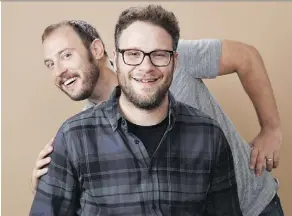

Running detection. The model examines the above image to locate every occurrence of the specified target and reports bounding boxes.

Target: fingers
[35,167,49,178]
[265,155,274,172]
[36,141,54,161]
[45,138,54,149]
[49,137,56,146]
[32,157,50,194]
[255,152,266,176]
[251,149,279,175]
[31,168,48,194]
[273,151,280,168]
[36,157,51,169]
[250,148,265,176]
[32,138,54,194]
[250,148,258,170]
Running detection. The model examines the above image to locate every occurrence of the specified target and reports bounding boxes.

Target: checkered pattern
[30,86,242,216]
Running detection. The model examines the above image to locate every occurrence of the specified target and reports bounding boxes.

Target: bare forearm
[220,40,282,172]
[237,44,280,131]
[220,40,281,131]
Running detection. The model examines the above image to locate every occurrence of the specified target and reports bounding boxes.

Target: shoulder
[52,102,110,160]
[60,101,108,135]
[177,39,222,53]
[174,101,222,130]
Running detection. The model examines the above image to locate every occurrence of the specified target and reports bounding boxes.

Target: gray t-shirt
[84,39,278,216]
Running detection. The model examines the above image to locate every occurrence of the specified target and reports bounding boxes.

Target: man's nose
[137,55,155,72]
[54,62,67,77]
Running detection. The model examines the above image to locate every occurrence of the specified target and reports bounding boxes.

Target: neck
[118,93,169,126]
[88,59,118,105]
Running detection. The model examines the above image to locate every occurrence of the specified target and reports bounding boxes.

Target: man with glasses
[117,48,175,68]
[30,4,284,216]
[30,5,243,215]
[31,5,283,216]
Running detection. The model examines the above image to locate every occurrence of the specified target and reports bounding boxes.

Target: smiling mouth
[133,77,159,83]
[63,77,78,86]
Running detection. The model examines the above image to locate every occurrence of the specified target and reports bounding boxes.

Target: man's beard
[64,53,100,101]
[116,64,174,110]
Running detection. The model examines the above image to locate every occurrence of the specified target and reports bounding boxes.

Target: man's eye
[153,52,168,57]
[46,62,54,69]
[62,53,72,59]
[128,52,140,56]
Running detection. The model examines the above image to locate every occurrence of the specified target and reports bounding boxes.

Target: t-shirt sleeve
[177,39,222,79]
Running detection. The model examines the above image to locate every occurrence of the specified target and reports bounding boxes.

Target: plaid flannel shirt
[30,86,242,216]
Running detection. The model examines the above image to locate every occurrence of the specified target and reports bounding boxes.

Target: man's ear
[90,39,105,60]
[113,48,117,59]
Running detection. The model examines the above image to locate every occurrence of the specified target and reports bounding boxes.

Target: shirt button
[134,140,139,144]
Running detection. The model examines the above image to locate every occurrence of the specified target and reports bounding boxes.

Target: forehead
[118,21,173,51]
[43,26,84,59]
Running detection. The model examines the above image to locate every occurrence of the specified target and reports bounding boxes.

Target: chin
[134,100,161,110]
[71,90,94,101]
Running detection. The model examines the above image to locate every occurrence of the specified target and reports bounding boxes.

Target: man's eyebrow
[120,47,168,52]
[43,48,74,64]
[120,47,142,50]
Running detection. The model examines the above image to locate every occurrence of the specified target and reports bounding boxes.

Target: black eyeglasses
[117,48,174,67]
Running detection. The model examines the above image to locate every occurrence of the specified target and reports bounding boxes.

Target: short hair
[114,4,180,51]
[42,20,108,56]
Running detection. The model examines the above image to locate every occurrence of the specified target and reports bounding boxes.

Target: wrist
[261,125,282,138]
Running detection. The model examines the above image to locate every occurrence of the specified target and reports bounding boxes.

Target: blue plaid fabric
[30,86,242,216]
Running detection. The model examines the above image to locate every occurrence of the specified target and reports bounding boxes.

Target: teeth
[134,78,158,83]
[142,79,155,83]
[64,77,77,86]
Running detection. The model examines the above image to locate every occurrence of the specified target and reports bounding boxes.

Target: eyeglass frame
[117,48,175,67]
